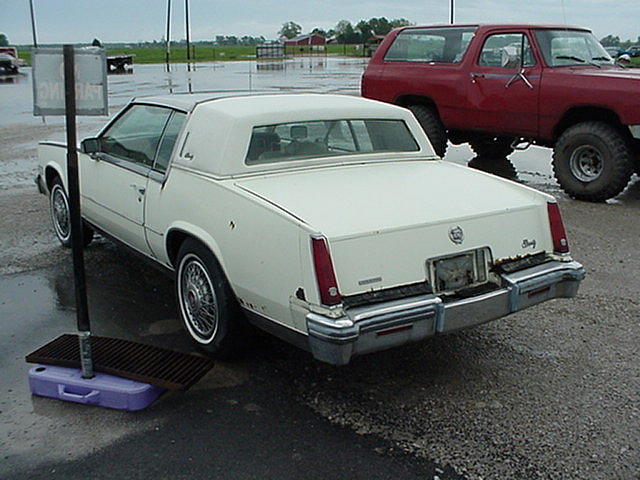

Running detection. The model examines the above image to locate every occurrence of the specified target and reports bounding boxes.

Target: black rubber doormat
[26,334,215,390]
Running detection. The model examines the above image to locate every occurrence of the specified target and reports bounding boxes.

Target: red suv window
[384,26,477,63]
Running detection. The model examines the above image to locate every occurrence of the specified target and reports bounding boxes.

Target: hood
[572,66,640,80]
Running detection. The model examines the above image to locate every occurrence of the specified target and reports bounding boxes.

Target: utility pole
[450,0,455,24]
[29,0,38,47]
[165,0,171,71]
[185,0,191,71]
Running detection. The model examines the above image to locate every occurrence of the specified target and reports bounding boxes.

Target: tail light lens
[547,202,569,254]
[311,236,342,306]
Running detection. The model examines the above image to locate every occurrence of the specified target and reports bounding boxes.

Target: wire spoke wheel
[569,145,604,182]
[178,254,219,342]
[50,184,71,242]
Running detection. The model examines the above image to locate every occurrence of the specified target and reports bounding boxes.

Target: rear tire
[175,239,243,358]
[469,135,515,158]
[552,122,634,202]
[408,105,448,158]
[49,177,94,248]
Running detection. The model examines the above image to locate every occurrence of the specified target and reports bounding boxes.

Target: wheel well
[44,166,60,191]
[554,107,623,140]
[395,95,440,117]
[165,230,192,267]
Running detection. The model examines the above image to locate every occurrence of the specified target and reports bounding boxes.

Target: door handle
[470,73,485,83]
[130,184,146,195]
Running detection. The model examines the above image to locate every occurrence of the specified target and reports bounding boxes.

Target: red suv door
[464,30,541,136]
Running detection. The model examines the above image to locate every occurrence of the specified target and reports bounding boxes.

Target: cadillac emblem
[449,226,464,244]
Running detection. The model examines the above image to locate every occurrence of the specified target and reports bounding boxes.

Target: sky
[2,0,638,45]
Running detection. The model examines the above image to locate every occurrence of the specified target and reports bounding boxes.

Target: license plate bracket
[429,248,489,294]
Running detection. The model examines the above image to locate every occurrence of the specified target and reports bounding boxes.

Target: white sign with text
[32,47,108,116]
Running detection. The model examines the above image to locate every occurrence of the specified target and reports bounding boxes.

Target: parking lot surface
[0,59,638,480]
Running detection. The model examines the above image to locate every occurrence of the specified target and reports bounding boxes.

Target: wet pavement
[0,59,639,480]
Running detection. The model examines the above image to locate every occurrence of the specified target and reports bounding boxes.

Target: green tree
[311,28,327,37]
[600,35,620,47]
[368,17,391,35]
[0,33,9,47]
[279,21,302,39]
[390,18,413,29]
[356,20,373,42]
[335,20,359,43]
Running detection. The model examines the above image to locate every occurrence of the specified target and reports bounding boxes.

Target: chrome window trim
[96,152,151,177]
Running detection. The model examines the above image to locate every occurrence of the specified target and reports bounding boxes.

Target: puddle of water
[0,57,367,127]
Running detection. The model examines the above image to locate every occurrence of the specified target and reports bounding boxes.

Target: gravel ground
[277,189,640,480]
[1,114,639,479]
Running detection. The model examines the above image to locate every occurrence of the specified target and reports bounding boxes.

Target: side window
[479,33,535,69]
[100,105,172,167]
[384,27,477,63]
[153,111,187,174]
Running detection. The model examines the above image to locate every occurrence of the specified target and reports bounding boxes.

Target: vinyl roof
[132,91,260,111]
[131,92,397,115]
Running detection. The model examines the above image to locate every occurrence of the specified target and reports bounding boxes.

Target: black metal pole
[450,0,454,24]
[165,0,171,71]
[29,0,38,47]
[63,45,94,379]
[185,0,191,71]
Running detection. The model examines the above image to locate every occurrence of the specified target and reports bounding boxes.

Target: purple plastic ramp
[28,365,164,411]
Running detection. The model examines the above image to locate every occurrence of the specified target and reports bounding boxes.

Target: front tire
[552,122,634,202]
[175,239,242,357]
[49,177,93,248]
[408,105,448,158]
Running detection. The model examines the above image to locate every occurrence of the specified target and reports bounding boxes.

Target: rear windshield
[384,26,477,63]
[245,119,419,165]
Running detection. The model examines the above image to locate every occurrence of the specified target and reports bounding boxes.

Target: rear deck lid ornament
[448,226,464,244]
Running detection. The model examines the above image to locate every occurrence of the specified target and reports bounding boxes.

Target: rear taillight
[311,236,342,306]
[547,202,569,254]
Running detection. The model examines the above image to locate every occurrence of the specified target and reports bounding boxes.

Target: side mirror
[80,137,101,155]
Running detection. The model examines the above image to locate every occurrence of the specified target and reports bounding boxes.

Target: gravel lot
[0,61,638,479]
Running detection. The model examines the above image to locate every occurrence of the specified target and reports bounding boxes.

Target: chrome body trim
[305,260,585,365]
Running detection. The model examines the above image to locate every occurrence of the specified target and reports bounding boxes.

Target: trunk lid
[235,160,554,295]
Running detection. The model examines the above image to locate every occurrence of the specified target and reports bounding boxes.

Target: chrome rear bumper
[306,260,585,365]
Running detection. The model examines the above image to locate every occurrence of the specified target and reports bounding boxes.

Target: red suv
[362,24,640,201]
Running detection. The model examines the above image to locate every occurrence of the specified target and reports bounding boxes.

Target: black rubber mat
[26,334,215,390]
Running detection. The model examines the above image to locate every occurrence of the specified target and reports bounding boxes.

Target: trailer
[107,54,134,73]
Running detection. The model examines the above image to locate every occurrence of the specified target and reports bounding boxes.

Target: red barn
[284,34,326,46]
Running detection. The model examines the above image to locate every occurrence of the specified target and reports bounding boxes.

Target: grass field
[17,44,368,65]
[18,45,637,67]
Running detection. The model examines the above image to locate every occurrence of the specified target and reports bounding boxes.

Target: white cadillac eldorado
[36,93,585,365]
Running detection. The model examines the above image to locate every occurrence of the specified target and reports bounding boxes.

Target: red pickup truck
[362,24,640,201]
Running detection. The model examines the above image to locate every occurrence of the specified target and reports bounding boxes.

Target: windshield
[245,119,420,165]
[534,29,614,67]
